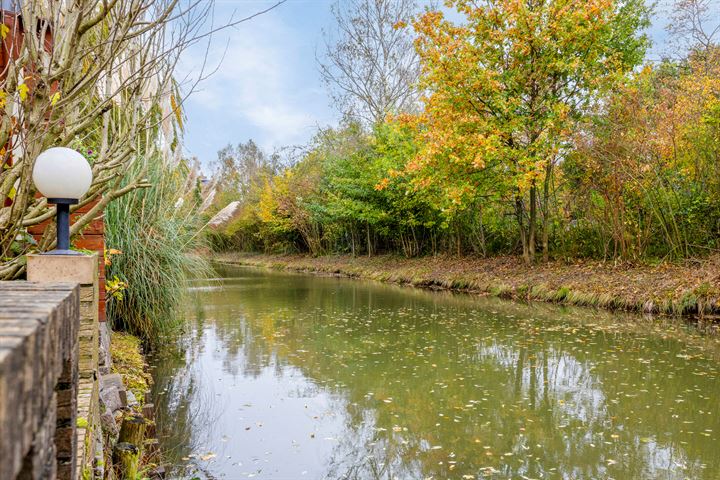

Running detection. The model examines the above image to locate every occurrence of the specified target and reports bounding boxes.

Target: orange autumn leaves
[390,0,648,214]
[566,43,720,258]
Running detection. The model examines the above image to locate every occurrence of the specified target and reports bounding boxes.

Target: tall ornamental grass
[105,157,209,343]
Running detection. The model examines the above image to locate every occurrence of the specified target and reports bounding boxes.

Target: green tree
[405,0,651,263]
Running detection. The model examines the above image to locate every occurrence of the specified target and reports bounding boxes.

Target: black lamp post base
[46,198,79,254]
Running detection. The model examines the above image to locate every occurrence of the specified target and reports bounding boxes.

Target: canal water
[151,264,720,480]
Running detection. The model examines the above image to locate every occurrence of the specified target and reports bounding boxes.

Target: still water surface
[152,264,720,479]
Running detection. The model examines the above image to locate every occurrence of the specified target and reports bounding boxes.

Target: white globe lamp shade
[32,147,93,200]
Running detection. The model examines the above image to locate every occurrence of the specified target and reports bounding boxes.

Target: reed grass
[105,159,209,343]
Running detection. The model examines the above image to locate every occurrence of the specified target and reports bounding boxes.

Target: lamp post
[32,147,93,255]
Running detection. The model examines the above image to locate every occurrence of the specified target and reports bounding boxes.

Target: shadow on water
[151,264,720,480]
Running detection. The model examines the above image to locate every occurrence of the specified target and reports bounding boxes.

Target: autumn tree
[310,121,439,257]
[212,140,281,208]
[405,0,650,263]
[319,0,421,126]
[257,156,325,254]
[0,0,281,279]
[565,45,720,260]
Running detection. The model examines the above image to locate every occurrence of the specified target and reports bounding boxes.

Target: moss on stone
[110,332,151,404]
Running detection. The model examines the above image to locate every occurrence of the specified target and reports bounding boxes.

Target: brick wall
[0,282,80,480]
[28,198,107,322]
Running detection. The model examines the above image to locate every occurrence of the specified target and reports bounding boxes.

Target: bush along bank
[215,253,720,319]
[99,330,163,479]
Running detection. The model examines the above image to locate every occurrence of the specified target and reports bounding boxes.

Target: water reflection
[152,265,720,479]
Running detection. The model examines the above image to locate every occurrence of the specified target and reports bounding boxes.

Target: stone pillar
[27,254,99,480]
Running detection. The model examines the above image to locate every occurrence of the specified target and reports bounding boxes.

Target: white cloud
[178,3,334,160]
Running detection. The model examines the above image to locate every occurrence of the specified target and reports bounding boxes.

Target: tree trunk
[119,413,148,446]
[456,225,461,257]
[529,182,537,263]
[542,218,549,262]
[113,442,140,479]
[411,226,419,257]
[477,203,486,257]
[366,222,373,257]
[542,163,552,262]
[142,403,156,438]
[144,438,160,459]
[516,194,529,264]
[350,226,356,257]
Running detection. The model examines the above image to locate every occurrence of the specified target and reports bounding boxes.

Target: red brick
[27,213,103,233]
[75,198,101,214]
[27,206,104,231]
[74,235,104,251]
[27,220,50,235]
[79,218,104,235]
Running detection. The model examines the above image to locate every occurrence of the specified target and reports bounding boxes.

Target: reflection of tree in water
[150,297,223,478]
[162,266,720,479]
[323,408,423,480]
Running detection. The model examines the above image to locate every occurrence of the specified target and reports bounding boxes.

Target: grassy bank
[214,252,720,317]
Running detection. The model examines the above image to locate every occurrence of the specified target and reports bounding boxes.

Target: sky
[177,1,336,167]
[177,0,683,170]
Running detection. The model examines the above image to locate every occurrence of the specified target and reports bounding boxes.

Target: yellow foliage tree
[404,0,650,263]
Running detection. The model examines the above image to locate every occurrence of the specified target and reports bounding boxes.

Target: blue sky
[179,0,678,169]
[178,1,336,167]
